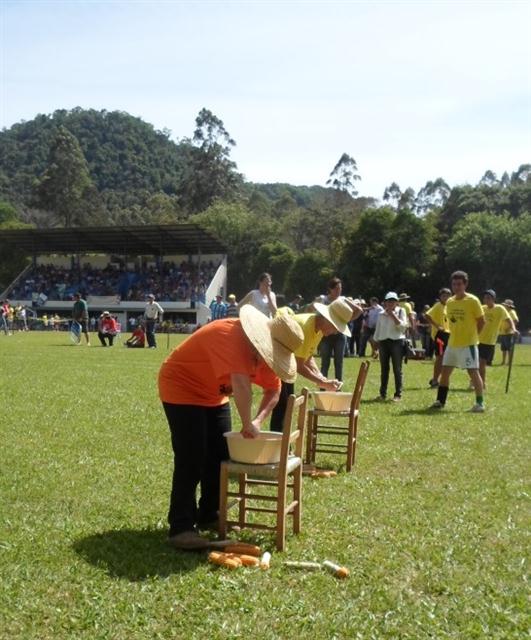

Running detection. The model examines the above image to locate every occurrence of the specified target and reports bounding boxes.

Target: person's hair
[327,277,342,292]
[450,270,468,284]
[438,287,451,296]
[257,272,271,285]
[370,297,379,304]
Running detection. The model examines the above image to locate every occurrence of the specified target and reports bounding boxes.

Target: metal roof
[0,224,227,256]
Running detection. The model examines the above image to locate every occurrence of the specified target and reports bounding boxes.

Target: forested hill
[0,107,357,226]
[0,108,191,200]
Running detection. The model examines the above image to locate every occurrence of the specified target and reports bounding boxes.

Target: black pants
[378,339,404,398]
[145,319,157,347]
[163,402,231,536]
[98,331,114,346]
[269,381,294,432]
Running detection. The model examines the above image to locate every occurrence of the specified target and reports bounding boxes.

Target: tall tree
[326,153,361,197]
[179,109,243,213]
[33,126,101,227]
[415,178,451,214]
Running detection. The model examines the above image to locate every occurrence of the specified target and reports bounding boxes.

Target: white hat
[385,291,399,301]
[239,305,304,383]
[313,298,352,337]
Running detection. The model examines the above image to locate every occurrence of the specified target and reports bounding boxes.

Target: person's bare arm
[231,374,280,438]
[296,356,341,391]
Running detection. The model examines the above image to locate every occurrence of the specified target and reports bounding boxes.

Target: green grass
[1,331,529,639]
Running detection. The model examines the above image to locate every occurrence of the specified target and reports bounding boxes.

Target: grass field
[1,331,529,639]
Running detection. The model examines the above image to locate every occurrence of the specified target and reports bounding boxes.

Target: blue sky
[1,0,530,199]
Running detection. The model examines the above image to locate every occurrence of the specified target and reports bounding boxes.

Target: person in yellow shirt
[269,298,362,430]
[430,271,485,413]
[478,290,515,387]
[499,299,519,365]
[425,287,451,388]
[399,293,417,344]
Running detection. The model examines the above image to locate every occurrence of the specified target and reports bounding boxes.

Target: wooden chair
[218,389,309,551]
[306,361,370,472]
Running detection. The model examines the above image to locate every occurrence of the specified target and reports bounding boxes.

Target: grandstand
[0,224,227,330]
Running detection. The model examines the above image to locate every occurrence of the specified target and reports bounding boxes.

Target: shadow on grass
[73,527,205,581]
[397,407,463,416]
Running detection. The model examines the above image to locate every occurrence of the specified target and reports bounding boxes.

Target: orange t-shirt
[158,319,281,406]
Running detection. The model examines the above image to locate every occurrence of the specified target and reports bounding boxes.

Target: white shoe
[430,400,443,409]
[470,404,485,413]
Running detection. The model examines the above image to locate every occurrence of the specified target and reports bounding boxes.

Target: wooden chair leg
[309,414,317,464]
[218,464,228,539]
[238,473,247,527]
[292,467,302,534]
[276,478,287,551]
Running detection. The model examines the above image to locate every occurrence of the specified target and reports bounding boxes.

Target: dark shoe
[167,530,209,550]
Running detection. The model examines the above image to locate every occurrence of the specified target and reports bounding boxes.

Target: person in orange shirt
[159,305,304,548]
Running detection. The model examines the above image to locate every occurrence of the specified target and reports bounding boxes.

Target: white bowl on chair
[313,391,352,412]
[224,431,283,464]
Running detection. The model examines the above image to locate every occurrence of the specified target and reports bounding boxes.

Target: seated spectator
[98,311,118,347]
[125,325,146,348]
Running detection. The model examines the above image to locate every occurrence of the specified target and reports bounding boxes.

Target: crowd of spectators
[7,259,220,303]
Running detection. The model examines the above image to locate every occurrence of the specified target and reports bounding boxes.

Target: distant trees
[178,109,243,213]
[327,153,361,197]
[33,126,103,227]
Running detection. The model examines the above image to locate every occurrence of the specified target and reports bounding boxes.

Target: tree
[178,109,243,213]
[415,178,451,214]
[326,153,361,197]
[33,126,102,226]
[383,183,416,211]
[285,250,332,300]
[252,241,296,293]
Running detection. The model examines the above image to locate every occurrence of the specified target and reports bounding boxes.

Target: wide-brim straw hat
[240,305,304,383]
[313,298,352,337]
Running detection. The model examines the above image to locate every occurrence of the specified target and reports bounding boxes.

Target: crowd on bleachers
[7,259,220,303]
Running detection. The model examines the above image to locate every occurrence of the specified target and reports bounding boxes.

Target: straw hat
[313,298,352,337]
[240,305,304,383]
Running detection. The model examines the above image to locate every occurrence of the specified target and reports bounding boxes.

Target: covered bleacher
[0,224,227,330]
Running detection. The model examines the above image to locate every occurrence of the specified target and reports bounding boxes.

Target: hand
[241,422,260,439]
[320,379,342,392]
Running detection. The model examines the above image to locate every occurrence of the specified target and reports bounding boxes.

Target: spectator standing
[144,294,164,349]
[399,293,417,346]
[478,290,515,386]
[348,299,364,356]
[430,271,485,413]
[72,292,91,346]
[317,277,347,382]
[288,294,303,313]
[361,297,383,358]
[425,288,451,388]
[374,292,408,402]
[209,294,228,321]
[499,299,519,365]
[417,304,432,356]
[98,311,118,347]
[239,272,277,318]
[226,294,239,318]
[1,300,12,335]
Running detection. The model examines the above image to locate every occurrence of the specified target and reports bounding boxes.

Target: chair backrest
[280,388,309,466]
[349,360,371,414]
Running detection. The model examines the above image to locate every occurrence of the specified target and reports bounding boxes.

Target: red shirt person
[97,311,118,347]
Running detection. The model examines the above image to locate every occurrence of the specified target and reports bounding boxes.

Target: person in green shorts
[72,292,91,346]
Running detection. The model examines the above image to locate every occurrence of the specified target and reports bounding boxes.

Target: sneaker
[430,400,443,409]
[470,404,485,413]
[428,379,439,388]
[392,396,401,403]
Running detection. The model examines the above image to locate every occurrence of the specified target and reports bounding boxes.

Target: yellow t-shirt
[426,301,449,340]
[446,293,484,348]
[479,304,510,345]
[399,301,413,326]
[293,314,322,361]
[499,308,518,335]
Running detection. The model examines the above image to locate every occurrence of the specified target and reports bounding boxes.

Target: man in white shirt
[144,294,164,348]
[373,291,408,402]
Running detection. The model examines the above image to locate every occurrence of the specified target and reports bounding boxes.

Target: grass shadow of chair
[72,527,204,581]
